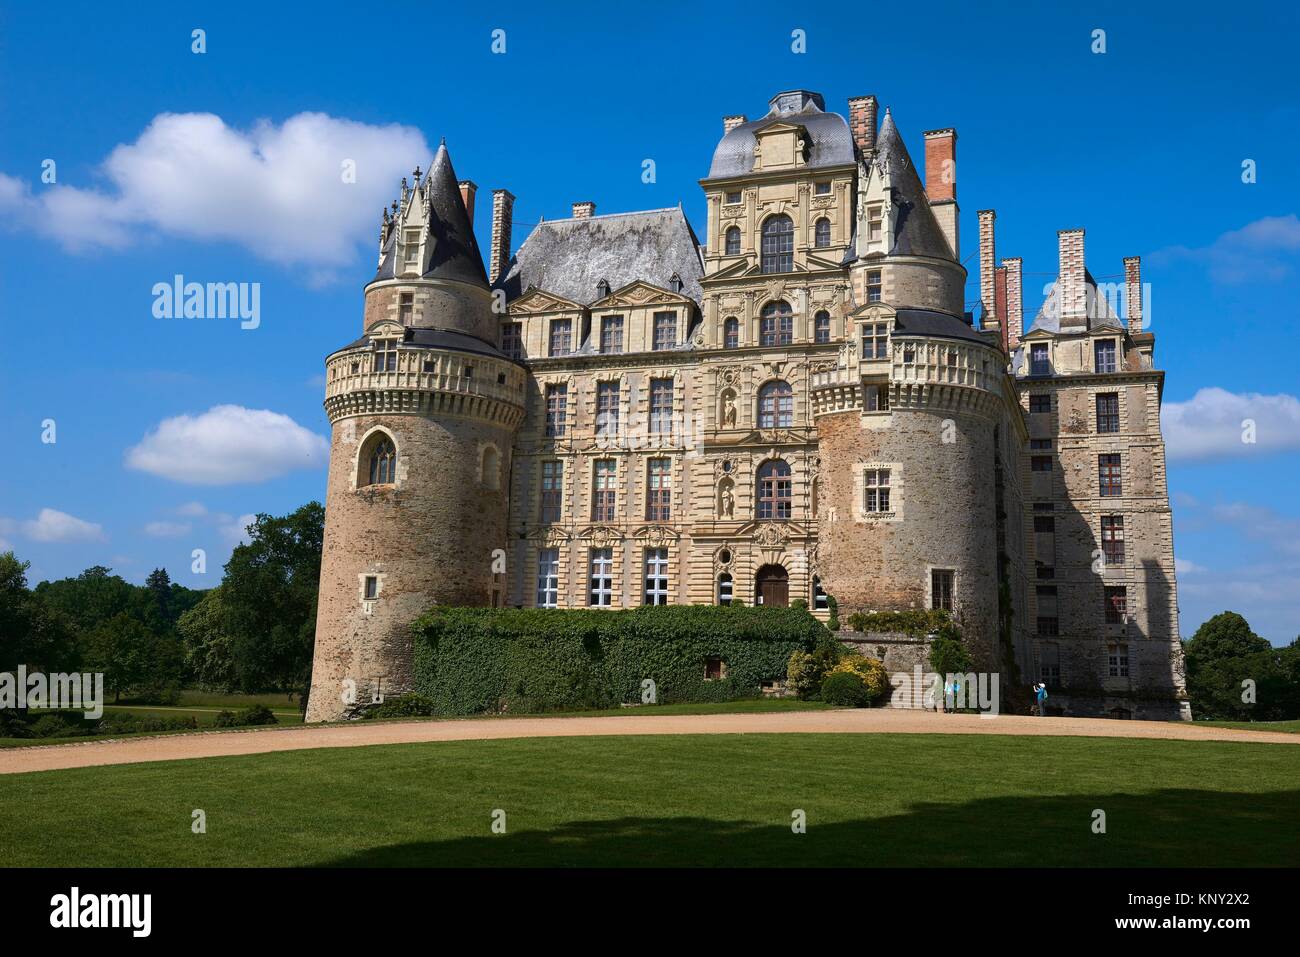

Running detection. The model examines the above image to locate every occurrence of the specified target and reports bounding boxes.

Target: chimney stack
[977,209,998,331]
[1124,256,1143,333]
[489,189,515,284]
[1003,257,1024,350]
[572,201,596,220]
[723,114,747,133]
[922,129,957,202]
[995,266,1009,354]
[458,180,477,230]
[847,95,878,156]
[1058,229,1087,328]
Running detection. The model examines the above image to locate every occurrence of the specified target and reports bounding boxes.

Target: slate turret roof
[706,90,855,180]
[866,110,954,261]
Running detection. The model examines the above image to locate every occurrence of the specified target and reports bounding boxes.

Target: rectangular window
[864,384,890,412]
[644,548,669,605]
[704,656,726,680]
[814,181,832,195]
[867,205,883,244]
[1108,643,1130,678]
[501,322,522,359]
[859,322,888,359]
[544,384,568,437]
[760,311,793,346]
[1101,515,1125,565]
[1033,516,1056,533]
[1031,456,1053,472]
[646,458,671,521]
[649,377,673,435]
[1029,393,1051,414]
[372,339,398,372]
[931,569,954,612]
[1095,339,1118,373]
[1099,453,1123,496]
[548,319,572,357]
[866,270,882,303]
[592,459,617,521]
[540,461,563,523]
[1105,586,1128,624]
[814,311,831,343]
[717,574,733,606]
[653,311,676,351]
[589,548,613,607]
[864,468,892,513]
[725,190,741,205]
[1036,565,1056,580]
[1030,343,1050,376]
[399,292,414,325]
[363,575,378,601]
[1096,392,1120,433]
[595,381,620,437]
[536,549,559,608]
[403,229,420,266]
[1030,438,1053,450]
[600,315,624,354]
[1037,616,1059,637]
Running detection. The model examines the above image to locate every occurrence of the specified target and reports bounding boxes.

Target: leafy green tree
[0,551,77,672]
[1184,612,1294,721]
[177,586,240,690]
[84,613,155,702]
[219,503,324,705]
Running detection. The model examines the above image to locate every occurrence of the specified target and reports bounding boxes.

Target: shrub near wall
[410,605,826,715]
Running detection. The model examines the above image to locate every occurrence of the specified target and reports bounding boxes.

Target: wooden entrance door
[755,565,789,607]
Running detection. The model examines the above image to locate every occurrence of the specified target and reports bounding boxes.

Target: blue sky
[1,1,1297,642]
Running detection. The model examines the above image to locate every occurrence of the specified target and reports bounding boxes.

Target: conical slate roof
[371,143,488,287]
[870,111,954,261]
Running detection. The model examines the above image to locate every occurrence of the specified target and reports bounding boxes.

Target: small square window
[725,191,742,205]
[814,181,832,195]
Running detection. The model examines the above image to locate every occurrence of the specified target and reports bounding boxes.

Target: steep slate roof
[1024,271,1124,335]
[867,111,954,261]
[891,308,984,344]
[371,143,488,288]
[495,208,705,305]
[706,91,854,180]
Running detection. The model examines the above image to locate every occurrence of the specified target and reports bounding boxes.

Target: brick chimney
[1124,256,1143,334]
[1002,257,1024,350]
[847,95,878,156]
[458,180,477,229]
[977,209,998,331]
[572,201,596,220]
[489,188,515,284]
[995,266,1009,354]
[1058,229,1087,329]
[723,114,747,133]
[922,129,957,202]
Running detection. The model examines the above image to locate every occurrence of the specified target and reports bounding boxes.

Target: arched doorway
[755,564,789,607]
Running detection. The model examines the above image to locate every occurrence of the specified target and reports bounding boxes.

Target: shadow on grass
[319,787,1300,868]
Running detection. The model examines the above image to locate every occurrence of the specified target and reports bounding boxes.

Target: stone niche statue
[718,479,735,519]
[720,389,737,428]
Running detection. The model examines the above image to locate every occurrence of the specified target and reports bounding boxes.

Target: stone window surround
[852,460,902,522]
[358,572,386,613]
[352,426,402,492]
[927,566,957,613]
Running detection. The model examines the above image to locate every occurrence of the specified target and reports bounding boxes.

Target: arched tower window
[760,214,794,273]
[760,300,793,346]
[814,217,831,248]
[362,434,397,487]
[717,572,733,606]
[725,226,741,256]
[723,317,739,349]
[756,460,792,520]
[814,309,831,343]
[757,380,793,428]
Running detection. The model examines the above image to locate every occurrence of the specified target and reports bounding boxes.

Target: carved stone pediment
[511,289,583,314]
[527,526,570,547]
[580,525,623,548]
[634,525,679,547]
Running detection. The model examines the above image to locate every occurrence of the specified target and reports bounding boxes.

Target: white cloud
[20,508,107,544]
[125,404,328,485]
[219,513,258,547]
[0,112,431,274]
[175,501,209,517]
[1162,387,1300,460]
[144,520,192,538]
[1154,214,1300,284]
[1175,557,1206,575]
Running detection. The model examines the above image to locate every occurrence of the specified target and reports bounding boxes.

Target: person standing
[1033,682,1048,716]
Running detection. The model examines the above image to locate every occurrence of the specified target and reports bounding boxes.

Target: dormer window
[372,339,398,372]
[597,278,611,299]
[669,272,684,294]
[1030,343,1051,376]
[1095,339,1118,374]
[403,229,420,268]
[868,204,883,245]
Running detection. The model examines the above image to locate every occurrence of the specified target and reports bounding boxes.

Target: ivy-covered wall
[410,605,826,715]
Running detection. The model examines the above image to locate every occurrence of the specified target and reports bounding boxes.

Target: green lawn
[0,733,1294,866]
[1197,719,1300,734]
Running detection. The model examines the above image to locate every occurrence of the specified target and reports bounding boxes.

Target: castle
[304,90,1190,723]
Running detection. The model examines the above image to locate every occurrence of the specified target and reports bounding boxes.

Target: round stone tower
[305,145,525,722]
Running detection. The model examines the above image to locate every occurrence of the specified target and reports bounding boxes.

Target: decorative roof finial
[412,165,422,184]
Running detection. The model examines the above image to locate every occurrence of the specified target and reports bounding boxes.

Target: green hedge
[410,605,826,715]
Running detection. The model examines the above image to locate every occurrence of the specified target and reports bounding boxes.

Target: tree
[177,586,240,690]
[1184,611,1293,721]
[0,551,77,673]
[219,503,324,706]
[84,613,156,702]
[146,567,172,623]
